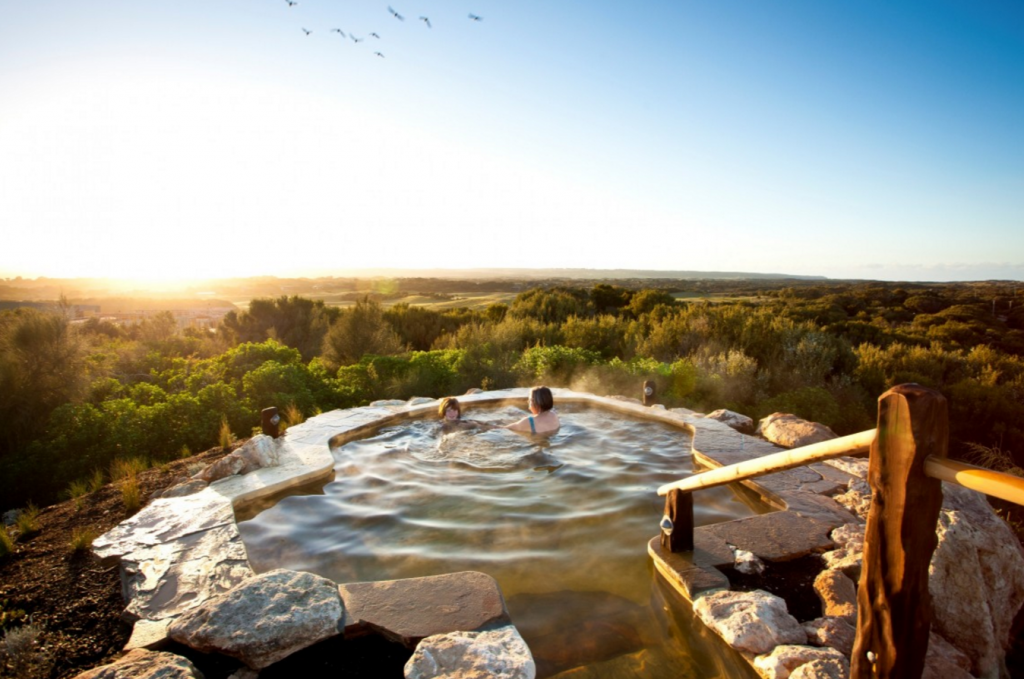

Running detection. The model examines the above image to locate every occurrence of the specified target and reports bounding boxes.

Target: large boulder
[693,590,805,655]
[929,484,1024,678]
[757,413,837,449]
[72,649,202,679]
[705,409,755,433]
[168,568,343,669]
[404,625,535,679]
[193,435,281,484]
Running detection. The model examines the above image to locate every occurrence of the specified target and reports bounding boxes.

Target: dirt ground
[0,445,234,678]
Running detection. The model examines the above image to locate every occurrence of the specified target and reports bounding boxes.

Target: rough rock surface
[923,631,974,679]
[813,569,857,621]
[705,409,755,433]
[831,479,871,520]
[757,413,838,449]
[123,619,171,651]
[693,590,805,655]
[802,616,855,655]
[404,625,536,679]
[340,571,511,648]
[788,657,849,679]
[168,568,343,669]
[120,522,253,622]
[929,488,1024,678]
[72,649,203,679]
[193,435,281,483]
[752,645,848,679]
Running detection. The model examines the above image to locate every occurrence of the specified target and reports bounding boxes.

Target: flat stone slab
[72,648,203,678]
[696,511,835,562]
[339,571,511,648]
[123,619,172,651]
[120,522,253,622]
[648,538,729,601]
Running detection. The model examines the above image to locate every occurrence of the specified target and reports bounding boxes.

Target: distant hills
[320,268,828,281]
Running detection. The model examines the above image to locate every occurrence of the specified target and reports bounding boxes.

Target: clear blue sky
[1,0,1022,282]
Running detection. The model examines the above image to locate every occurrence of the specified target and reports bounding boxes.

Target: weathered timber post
[643,380,657,406]
[661,489,694,552]
[261,406,281,438]
[850,384,948,679]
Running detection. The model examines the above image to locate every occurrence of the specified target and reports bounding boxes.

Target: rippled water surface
[238,404,763,677]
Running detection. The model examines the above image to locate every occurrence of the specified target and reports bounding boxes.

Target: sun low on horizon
[1,0,1023,283]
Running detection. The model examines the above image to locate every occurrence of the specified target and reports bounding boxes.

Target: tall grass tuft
[88,468,105,493]
[281,403,305,431]
[965,443,1024,476]
[121,477,142,515]
[68,527,98,553]
[218,417,236,449]
[63,479,89,509]
[15,504,40,540]
[110,457,148,483]
[179,445,192,459]
[0,529,13,559]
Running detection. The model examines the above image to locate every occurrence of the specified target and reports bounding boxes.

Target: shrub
[0,623,53,679]
[69,527,97,552]
[14,505,39,540]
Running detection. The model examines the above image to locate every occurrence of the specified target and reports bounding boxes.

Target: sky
[1,0,1022,283]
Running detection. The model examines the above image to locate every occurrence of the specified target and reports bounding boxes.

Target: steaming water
[238,404,764,677]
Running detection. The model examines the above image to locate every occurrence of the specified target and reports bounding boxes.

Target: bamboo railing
[657,383,1024,679]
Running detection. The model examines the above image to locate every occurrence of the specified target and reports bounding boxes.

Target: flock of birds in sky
[281,0,483,59]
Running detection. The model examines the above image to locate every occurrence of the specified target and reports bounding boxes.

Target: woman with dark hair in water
[505,386,560,435]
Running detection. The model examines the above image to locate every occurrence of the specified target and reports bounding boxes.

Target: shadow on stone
[719,554,824,623]
[260,633,412,679]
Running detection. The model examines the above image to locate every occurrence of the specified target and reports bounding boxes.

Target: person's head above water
[528,386,554,413]
[438,397,461,421]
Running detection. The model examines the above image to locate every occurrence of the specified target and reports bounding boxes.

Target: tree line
[2,281,1022,510]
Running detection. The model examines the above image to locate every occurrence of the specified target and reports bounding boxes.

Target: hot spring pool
[238,403,764,677]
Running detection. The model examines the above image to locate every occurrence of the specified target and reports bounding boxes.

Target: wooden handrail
[924,457,1024,506]
[656,429,876,497]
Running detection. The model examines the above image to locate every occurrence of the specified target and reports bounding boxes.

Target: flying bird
[419,16,431,28]
[285,0,297,6]
[375,52,385,58]
[370,32,380,38]
[331,28,346,37]
[350,34,364,42]
[301,27,312,35]
[468,13,482,21]
[388,6,405,20]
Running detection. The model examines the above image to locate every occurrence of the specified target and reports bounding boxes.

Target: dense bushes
[2,281,1023,510]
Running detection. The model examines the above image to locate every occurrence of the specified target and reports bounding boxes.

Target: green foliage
[508,287,592,324]
[0,531,13,559]
[322,298,406,367]
[515,345,601,385]
[221,296,339,360]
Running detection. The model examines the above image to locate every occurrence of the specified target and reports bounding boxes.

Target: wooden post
[643,380,657,406]
[661,489,694,553]
[261,406,280,438]
[851,384,947,679]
